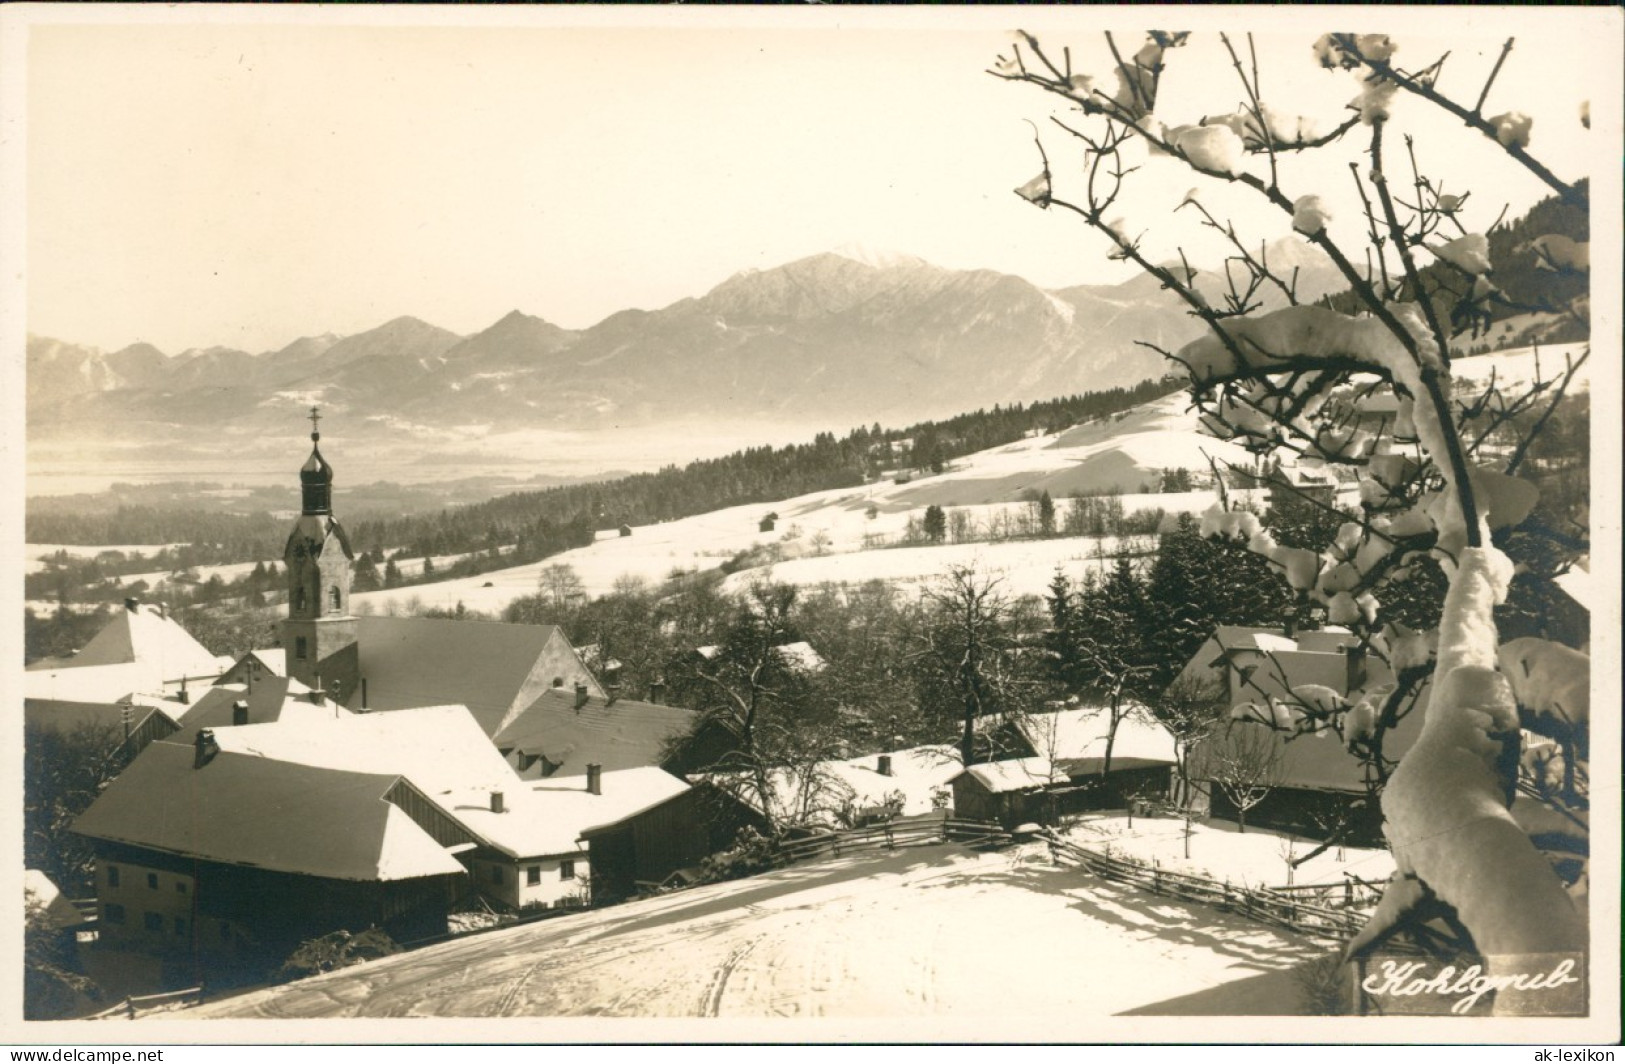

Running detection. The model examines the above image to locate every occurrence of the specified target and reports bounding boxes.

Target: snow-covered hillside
[347,340,1589,616]
[189,842,1329,1022]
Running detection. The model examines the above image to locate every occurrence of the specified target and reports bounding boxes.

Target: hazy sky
[16,6,1612,354]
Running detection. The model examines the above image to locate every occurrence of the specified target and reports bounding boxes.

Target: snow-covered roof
[450,767,692,859]
[24,870,84,929]
[37,602,228,681]
[22,661,166,704]
[209,703,517,800]
[957,757,1070,794]
[173,677,335,740]
[24,698,180,739]
[1019,708,1176,765]
[774,641,826,673]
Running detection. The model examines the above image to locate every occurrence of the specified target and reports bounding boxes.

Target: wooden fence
[774,816,1013,866]
[1043,833,1372,943]
[88,984,206,1020]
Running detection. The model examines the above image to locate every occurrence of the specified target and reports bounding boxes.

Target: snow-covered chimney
[877,754,893,777]
[232,700,249,726]
[124,597,140,612]
[574,682,589,711]
[586,764,602,796]
[648,678,666,705]
[491,791,505,814]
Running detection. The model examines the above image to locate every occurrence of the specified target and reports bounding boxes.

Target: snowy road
[192,844,1326,1021]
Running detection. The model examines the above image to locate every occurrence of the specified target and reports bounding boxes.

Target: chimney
[124,597,140,612]
[1283,611,1297,640]
[194,729,219,769]
[490,791,505,814]
[605,682,621,707]
[648,678,666,704]
[586,763,602,795]
[310,686,326,707]
[574,682,589,711]
[232,700,249,726]
[177,676,190,705]
[361,677,369,711]
[158,602,168,620]
[877,754,893,777]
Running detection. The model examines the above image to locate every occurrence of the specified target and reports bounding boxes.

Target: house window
[330,586,342,612]
[144,912,163,932]
[174,917,188,937]
[147,872,159,890]
[526,866,541,886]
[103,904,126,925]
[296,637,309,660]
[106,865,120,887]
[488,864,503,885]
[560,860,576,881]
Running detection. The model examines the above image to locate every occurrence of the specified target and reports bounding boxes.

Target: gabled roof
[24,698,179,738]
[36,603,227,681]
[24,870,84,930]
[492,688,698,779]
[71,743,464,882]
[172,677,335,742]
[452,767,692,859]
[347,616,590,735]
[208,704,516,800]
[217,648,287,681]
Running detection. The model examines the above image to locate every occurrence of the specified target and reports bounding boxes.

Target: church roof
[492,688,698,779]
[72,742,465,882]
[347,616,587,736]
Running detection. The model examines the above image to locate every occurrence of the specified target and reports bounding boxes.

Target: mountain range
[27,242,1348,465]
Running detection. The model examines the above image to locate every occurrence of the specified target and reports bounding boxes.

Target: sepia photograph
[2,3,1619,1046]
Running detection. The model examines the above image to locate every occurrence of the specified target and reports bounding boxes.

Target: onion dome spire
[299,406,334,515]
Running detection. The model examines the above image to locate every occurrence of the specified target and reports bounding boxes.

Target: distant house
[758,513,778,533]
[339,616,605,736]
[26,598,230,684]
[216,648,287,686]
[580,781,767,903]
[1175,625,1425,842]
[618,524,633,537]
[951,708,1177,827]
[72,737,468,987]
[492,686,699,781]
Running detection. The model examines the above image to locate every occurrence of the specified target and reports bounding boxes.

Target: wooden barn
[579,783,766,903]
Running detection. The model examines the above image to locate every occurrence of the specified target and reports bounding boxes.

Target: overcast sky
[15,6,1612,354]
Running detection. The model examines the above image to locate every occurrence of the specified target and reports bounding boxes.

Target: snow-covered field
[1065,813,1396,890]
[188,842,1328,1023]
[23,542,187,574]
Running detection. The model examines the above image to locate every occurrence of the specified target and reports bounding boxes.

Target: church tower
[282,408,359,696]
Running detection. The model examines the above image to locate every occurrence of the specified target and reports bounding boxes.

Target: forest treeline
[27,377,1181,567]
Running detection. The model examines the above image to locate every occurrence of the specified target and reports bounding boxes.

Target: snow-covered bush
[994,28,1591,999]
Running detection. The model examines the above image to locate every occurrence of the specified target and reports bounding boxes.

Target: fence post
[126,997,135,1019]
[1344,880,1353,909]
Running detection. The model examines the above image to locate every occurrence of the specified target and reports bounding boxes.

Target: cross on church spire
[308,405,322,441]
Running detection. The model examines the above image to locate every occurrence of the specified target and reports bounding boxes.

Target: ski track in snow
[190,844,1323,1021]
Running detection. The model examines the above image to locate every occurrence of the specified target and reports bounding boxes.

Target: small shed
[619,525,633,537]
[758,513,779,533]
[950,755,1172,829]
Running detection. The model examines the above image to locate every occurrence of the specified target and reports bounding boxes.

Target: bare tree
[913,565,1038,766]
[996,28,1591,975]
[1193,719,1284,834]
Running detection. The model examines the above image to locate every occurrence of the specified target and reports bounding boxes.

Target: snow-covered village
[7,7,1619,1047]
